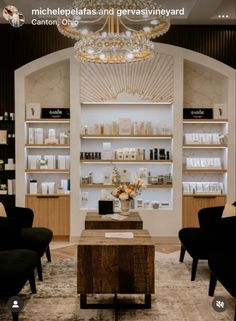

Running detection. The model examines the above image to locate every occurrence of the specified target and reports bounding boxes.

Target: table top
[78,229,154,246]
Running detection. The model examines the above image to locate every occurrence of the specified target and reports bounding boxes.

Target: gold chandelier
[57,0,170,63]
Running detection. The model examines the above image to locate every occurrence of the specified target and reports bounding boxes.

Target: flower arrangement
[111,167,146,201]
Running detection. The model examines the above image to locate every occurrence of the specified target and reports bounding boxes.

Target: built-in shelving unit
[15,45,235,239]
[80,101,174,212]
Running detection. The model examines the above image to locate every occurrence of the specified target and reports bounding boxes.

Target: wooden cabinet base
[182,195,226,227]
[26,195,70,236]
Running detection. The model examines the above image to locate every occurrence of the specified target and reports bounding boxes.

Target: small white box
[48,129,56,140]
[29,181,38,194]
[28,128,34,144]
[34,128,44,144]
[116,149,124,160]
[44,155,56,169]
[123,148,130,160]
[58,155,66,169]
[61,179,68,191]
[129,148,136,160]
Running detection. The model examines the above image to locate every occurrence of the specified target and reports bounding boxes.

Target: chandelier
[57,0,170,63]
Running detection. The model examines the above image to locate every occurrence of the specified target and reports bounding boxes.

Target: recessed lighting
[226,15,229,18]
[222,15,225,18]
[218,15,221,18]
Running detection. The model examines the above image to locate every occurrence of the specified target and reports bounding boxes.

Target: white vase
[120,199,131,215]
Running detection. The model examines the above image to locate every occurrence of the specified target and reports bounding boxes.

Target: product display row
[182,182,224,194]
[0,179,15,195]
[185,157,222,168]
[81,168,173,186]
[27,155,70,170]
[81,118,171,136]
[80,146,171,161]
[28,128,70,145]
[184,133,227,144]
[29,178,70,195]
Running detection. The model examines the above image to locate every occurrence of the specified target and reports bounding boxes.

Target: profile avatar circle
[3,5,25,27]
[7,296,24,313]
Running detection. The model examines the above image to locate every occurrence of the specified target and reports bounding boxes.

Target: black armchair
[4,206,53,281]
[207,216,236,321]
[179,203,236,280]
[0,217,38,321]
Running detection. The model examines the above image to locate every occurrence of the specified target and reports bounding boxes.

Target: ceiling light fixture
[57,0,170,64]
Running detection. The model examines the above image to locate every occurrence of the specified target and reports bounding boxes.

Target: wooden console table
[85,211,143,230]
[77,229,155,309]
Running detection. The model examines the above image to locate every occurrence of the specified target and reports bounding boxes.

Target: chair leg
[37,258,43,281]
[12,312,19,321]
[29,270,37,294]
[45,246,51,262]
[208,272,217,296]
[191,258,198,281]
[179,245,186,262]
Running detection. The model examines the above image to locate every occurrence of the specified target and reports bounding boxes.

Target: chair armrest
[211,216,236,248]
[5,206,34,228]
[0,217,21,251]
[198,206,224,230]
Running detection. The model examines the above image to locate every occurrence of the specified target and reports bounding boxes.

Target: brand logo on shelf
[41,108,70,119]
[183,108,213,119]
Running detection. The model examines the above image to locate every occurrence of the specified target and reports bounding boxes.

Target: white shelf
[25,144,70,149]
[81,135,173,140]
[25,169,70,173]
[183,119,228,124]
[183,144,227,149]
[81,160,172,164]
[25,119,70,124]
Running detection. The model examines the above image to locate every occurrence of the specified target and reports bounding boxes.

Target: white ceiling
[0,0,235,24]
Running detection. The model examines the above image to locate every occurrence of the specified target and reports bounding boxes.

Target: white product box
[65,156,70,169]
[120,169,131,183]
[136,199,143,208]
[58,155,66,169]
[61,179,68,192]
[48,182,55,194]
[28,128,34,144]
[7,179,13,195]
[29,181,38,194]
[41,182,48,194]
[28,155,39,169]
[116,149,124,160]
[59,133,65,144]
[34,128,44,144]
[103,142,111,150]
[48,129,56,140]
[123,148,130,160]
[44,155,56,169]
[119,118,132,135]
[128,148,136,160]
